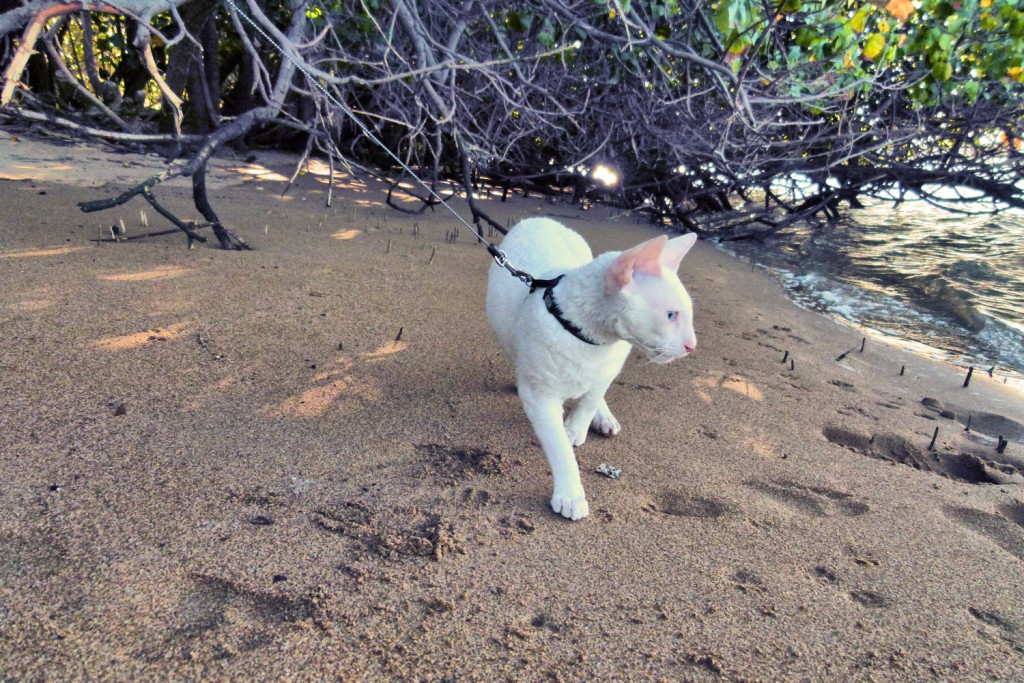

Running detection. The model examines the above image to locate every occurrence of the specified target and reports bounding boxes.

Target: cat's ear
[606,235,668,290]
[660,233,698,271]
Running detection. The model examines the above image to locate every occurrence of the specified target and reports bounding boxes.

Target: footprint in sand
[942,504,1024,562]
[824,425,1022,485]
[159,573,329,662]
[744,480,870,518]
[811,565,892,610]
[968,607,1024,654]
[416,443,506,479]
[659,490,737,519]
[848,589,889,608]
[313,501,462,562]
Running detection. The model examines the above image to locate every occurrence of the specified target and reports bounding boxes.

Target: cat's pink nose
[685,342,696,354]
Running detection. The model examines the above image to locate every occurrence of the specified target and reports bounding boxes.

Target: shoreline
[751,255,1024,393]
[2,134,1023,680]
[716,202,1024,393]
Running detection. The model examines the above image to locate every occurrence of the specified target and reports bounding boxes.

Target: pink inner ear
[606,253,635,290]
[632,235,668,277]
[606,235,668,290]
[661,233,697,271]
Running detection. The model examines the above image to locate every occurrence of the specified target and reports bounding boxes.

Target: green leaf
[795,28,817,48]
[715,2,732,34]
[932,60,952,81]
[780,0,801,15]
[863,33,885,60]
[506,11,531,33]
[851,7,869,35]
[538,18,556,48]
[729,35,751,55]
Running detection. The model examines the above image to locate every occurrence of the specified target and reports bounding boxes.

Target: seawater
[721,201,1024,391]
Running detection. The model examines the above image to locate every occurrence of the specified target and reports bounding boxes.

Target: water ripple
[723,201,1024,387]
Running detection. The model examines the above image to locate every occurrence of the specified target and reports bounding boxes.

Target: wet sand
[2,132,1023,680]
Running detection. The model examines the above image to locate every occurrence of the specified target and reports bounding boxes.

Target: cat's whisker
[630,339,673,366]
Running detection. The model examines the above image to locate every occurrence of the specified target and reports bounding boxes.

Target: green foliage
[711,0,1024,106]
[485,0,1021,113]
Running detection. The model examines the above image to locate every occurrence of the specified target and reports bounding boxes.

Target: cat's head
[605,233,697,363]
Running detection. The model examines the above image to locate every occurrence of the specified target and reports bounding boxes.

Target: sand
[1,130,1023,681]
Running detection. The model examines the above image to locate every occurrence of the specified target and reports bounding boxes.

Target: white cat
[486,217,697,521]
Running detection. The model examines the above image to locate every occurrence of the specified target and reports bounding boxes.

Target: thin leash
[223,0,539,288]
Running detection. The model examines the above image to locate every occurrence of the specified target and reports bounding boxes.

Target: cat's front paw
[551,493,590,521]
[564,422,588,448]
[591,407,621,437]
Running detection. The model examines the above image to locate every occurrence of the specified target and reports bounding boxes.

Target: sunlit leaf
[851,8,869,35]
[885,0,914,22]
[863,33,885,60]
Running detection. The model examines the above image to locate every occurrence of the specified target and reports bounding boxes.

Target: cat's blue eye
[667,311,678,322]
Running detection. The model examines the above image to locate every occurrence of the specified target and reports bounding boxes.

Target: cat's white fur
[486,217,697,521]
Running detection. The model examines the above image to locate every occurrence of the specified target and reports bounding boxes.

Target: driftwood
[79,173,208,247]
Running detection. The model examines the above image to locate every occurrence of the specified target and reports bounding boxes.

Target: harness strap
[531,275,600,346]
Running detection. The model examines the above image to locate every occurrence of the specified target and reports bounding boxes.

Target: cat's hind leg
[590,397,621,437]
[518,384,590,521]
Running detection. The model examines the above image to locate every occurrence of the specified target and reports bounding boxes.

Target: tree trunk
[162,2,218,133]
[112,19,152,111]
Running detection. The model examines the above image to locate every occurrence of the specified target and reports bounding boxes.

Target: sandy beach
[1,132,1023,681]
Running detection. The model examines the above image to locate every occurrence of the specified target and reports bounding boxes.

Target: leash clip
[488,243,534,287]
[487,243,508,268]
